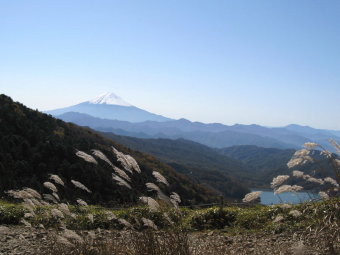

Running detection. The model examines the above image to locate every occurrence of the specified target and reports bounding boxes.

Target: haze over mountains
[48,92,340,151]
[46,92,172,123]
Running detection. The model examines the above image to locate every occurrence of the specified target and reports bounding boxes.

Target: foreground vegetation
[1,198,338,232]
[1,198,339,254]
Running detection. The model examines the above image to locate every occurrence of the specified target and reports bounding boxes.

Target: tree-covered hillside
[0,94,219,205]
[99,133,251,198]
[218,145,336,188]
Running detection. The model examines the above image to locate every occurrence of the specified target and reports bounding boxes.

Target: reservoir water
[251,189,319,205]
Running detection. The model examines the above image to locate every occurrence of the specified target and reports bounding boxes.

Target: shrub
[0,200,25,224]
[234,206,272,229]
[188,207,236,230]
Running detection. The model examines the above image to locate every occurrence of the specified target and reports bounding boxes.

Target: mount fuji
[45,92,172,122]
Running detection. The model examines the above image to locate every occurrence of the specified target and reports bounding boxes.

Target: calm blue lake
[251,189,319,205]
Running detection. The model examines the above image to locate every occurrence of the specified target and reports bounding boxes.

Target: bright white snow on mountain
[88,92,132,106]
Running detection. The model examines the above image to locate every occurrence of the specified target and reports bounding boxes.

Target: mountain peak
[88,92,132,107]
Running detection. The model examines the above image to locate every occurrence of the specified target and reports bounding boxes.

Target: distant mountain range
[46,92,340,150]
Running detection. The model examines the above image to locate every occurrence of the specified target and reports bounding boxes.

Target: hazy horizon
[1,1,340,129]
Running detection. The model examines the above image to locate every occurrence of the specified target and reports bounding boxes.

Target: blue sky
[1,0,339,129]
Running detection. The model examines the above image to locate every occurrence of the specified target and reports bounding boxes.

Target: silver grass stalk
[112,147,141,173]
[157,189,172,205]
[105,211,117,221]
[319,191,329,200]
[141,217,158,230]
[145,182,171,204]
[170,199,179,209]
[324,177,339,187]
[51,208,64,219]
[6,190,34,200]
[329,139,340,154]
[52,192,60,201]
[87,214,94,224]
[152,171,169,186]
[22,199,36,209]
[22,188,42,200]
[139,196,160,212]
[43,182,58,193]
[320,150,332,158]
[278,203,292,209]
[43,193,58,204]
[292,170,304,178]
[303,142,319,150]
[58,203,71,216]
[287,147,315,169]
[71,180,92,193]
[118,218,133,229]
[274,185,293,194]
[113,166,131,182]
[271,175,290,188]
[287,158,305,169]
[112,147,133,173]
[328,139,340,153]
[287,156,313,169]
[273,215,284,223]
[112,174,132,189]
[76,199,88,206]
[21,201,35,215]
[91,149,113,166]
[29,198,43,207]
[20,219,32,228]
[335,159,340,167]
[49,174,65,186]
[302,174,311,180]
[24,213,34,219]
[70,213,77,219]
[170,192,181,204]
[163,212,174,225]
[291,185,303,192]
[170,192,181,208]
[293,149,310,157]
[75,150,98,164]
[306,177,324,185]
[242,191,262,203]
[125,155,141,173]
[145,182,161,192]
[289,210,302,217]
[40,200,50,206]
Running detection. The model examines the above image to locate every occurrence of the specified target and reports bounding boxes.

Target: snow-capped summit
[45,92,172,123]
[88,92,132,107]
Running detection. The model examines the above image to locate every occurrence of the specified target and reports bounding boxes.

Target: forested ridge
[100,132,251,198]
[100,133,336,191]
[0,94,220,205]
